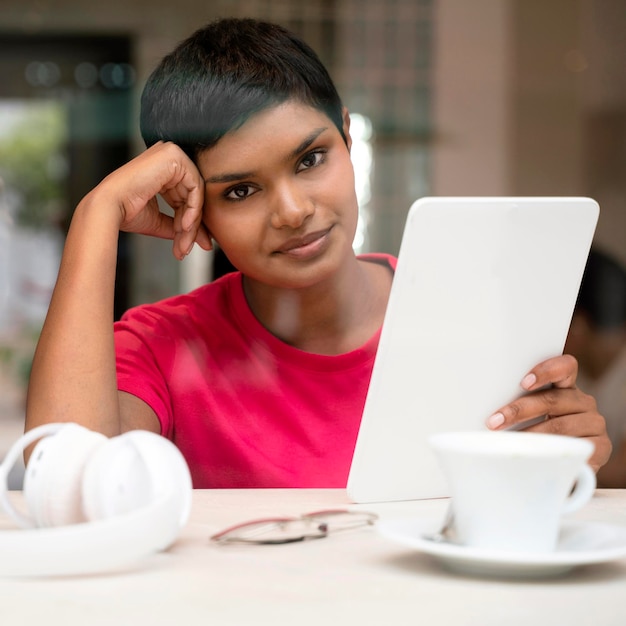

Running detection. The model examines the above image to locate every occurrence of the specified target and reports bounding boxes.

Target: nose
[269,181,314,229]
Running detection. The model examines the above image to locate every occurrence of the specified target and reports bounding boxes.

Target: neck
[242,255,392,355]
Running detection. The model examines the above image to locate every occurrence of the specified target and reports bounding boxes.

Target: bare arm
[25,192,130,437]
[25,142,211,443]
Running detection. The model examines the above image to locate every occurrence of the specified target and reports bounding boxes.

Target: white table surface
[2,489,626,626]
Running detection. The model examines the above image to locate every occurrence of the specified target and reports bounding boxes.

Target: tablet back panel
[347,197,599,503]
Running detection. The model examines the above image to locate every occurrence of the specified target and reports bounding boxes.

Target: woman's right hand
[89,141,213,260]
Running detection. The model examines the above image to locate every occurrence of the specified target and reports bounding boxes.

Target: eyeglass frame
[209,508,379,545]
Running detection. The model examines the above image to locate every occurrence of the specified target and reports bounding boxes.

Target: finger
[161,180,205,261]
[123,197,176,240]
[525,411,610,472]
[523,410,605,439]
[172,213,211,259]
[486,386,595,430]
[148,211,177,241]
[520,354,579,391]
[195,222,213,251]
[172,229,213,261]
[588,436,612,472]
[488,409,610,472]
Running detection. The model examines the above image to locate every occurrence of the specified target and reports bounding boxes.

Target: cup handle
[562,464,597,514]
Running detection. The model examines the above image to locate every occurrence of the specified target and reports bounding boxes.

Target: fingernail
[521,373,537,390]
[185,241,194,256]
[487,412,505,429]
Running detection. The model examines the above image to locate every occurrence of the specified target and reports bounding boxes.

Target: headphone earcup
[0,424,193,575]
[81,430,192,544]
[23,423,108,527]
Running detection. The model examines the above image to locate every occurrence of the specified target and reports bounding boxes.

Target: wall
[579,0,626,267]
[431,0,512,195]
[432,0,626,267]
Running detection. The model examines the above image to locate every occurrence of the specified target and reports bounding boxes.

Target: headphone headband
[0,492,182,577]
[0,423,69,527]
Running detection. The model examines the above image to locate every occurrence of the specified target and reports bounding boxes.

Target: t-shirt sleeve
[114,308,174,437]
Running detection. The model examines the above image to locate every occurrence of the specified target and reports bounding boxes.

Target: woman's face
[196,101,358,290]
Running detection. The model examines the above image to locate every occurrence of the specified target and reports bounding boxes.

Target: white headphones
[0,423,192,577]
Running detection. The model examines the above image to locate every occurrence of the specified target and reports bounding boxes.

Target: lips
[274,227,332,254]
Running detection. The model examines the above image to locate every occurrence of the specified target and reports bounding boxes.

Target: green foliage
[0,103,67,229]
[0,325,40,389]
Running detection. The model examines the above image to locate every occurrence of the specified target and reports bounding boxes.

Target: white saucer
[378,518,626,578]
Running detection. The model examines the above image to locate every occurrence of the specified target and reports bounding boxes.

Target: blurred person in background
[566,248,626,487]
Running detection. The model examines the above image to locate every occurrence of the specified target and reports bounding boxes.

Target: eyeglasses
[209,508,379,545]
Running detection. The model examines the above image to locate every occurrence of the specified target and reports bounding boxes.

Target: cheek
[333,156,357,201]
[203,209,259,257]
[332,162,358,220]
[202,203,234,239]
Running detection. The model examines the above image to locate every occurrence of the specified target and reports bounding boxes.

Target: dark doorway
[0,32,134,319]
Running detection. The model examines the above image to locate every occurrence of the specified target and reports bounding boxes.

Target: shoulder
[358,252,397,271]
[116,271,242,333]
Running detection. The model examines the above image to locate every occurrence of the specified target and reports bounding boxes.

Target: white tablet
[347,197,599,503]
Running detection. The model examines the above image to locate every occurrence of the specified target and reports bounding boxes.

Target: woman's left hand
[486,354,612,472]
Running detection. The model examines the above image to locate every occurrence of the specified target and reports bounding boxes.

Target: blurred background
[1,0,625,484]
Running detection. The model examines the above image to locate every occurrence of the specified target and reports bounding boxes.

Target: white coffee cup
[428,430,596,553]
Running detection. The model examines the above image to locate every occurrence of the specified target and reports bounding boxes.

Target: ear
[341,107,352,152]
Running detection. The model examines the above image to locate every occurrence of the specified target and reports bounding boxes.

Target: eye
[224,184,256,201]
[297,150,326,172]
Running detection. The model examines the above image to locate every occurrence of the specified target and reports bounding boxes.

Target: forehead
[198,102,335,165]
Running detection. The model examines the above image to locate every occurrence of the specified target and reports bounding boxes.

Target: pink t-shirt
[114,253,396,488]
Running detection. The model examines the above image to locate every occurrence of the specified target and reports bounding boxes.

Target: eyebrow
[204,126,329,185]
[288,126,328,161]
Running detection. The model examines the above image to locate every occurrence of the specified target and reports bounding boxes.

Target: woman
[25,18,610,487]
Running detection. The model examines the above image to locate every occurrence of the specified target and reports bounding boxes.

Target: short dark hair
[140,18,345,160]
[576,248,626,330]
